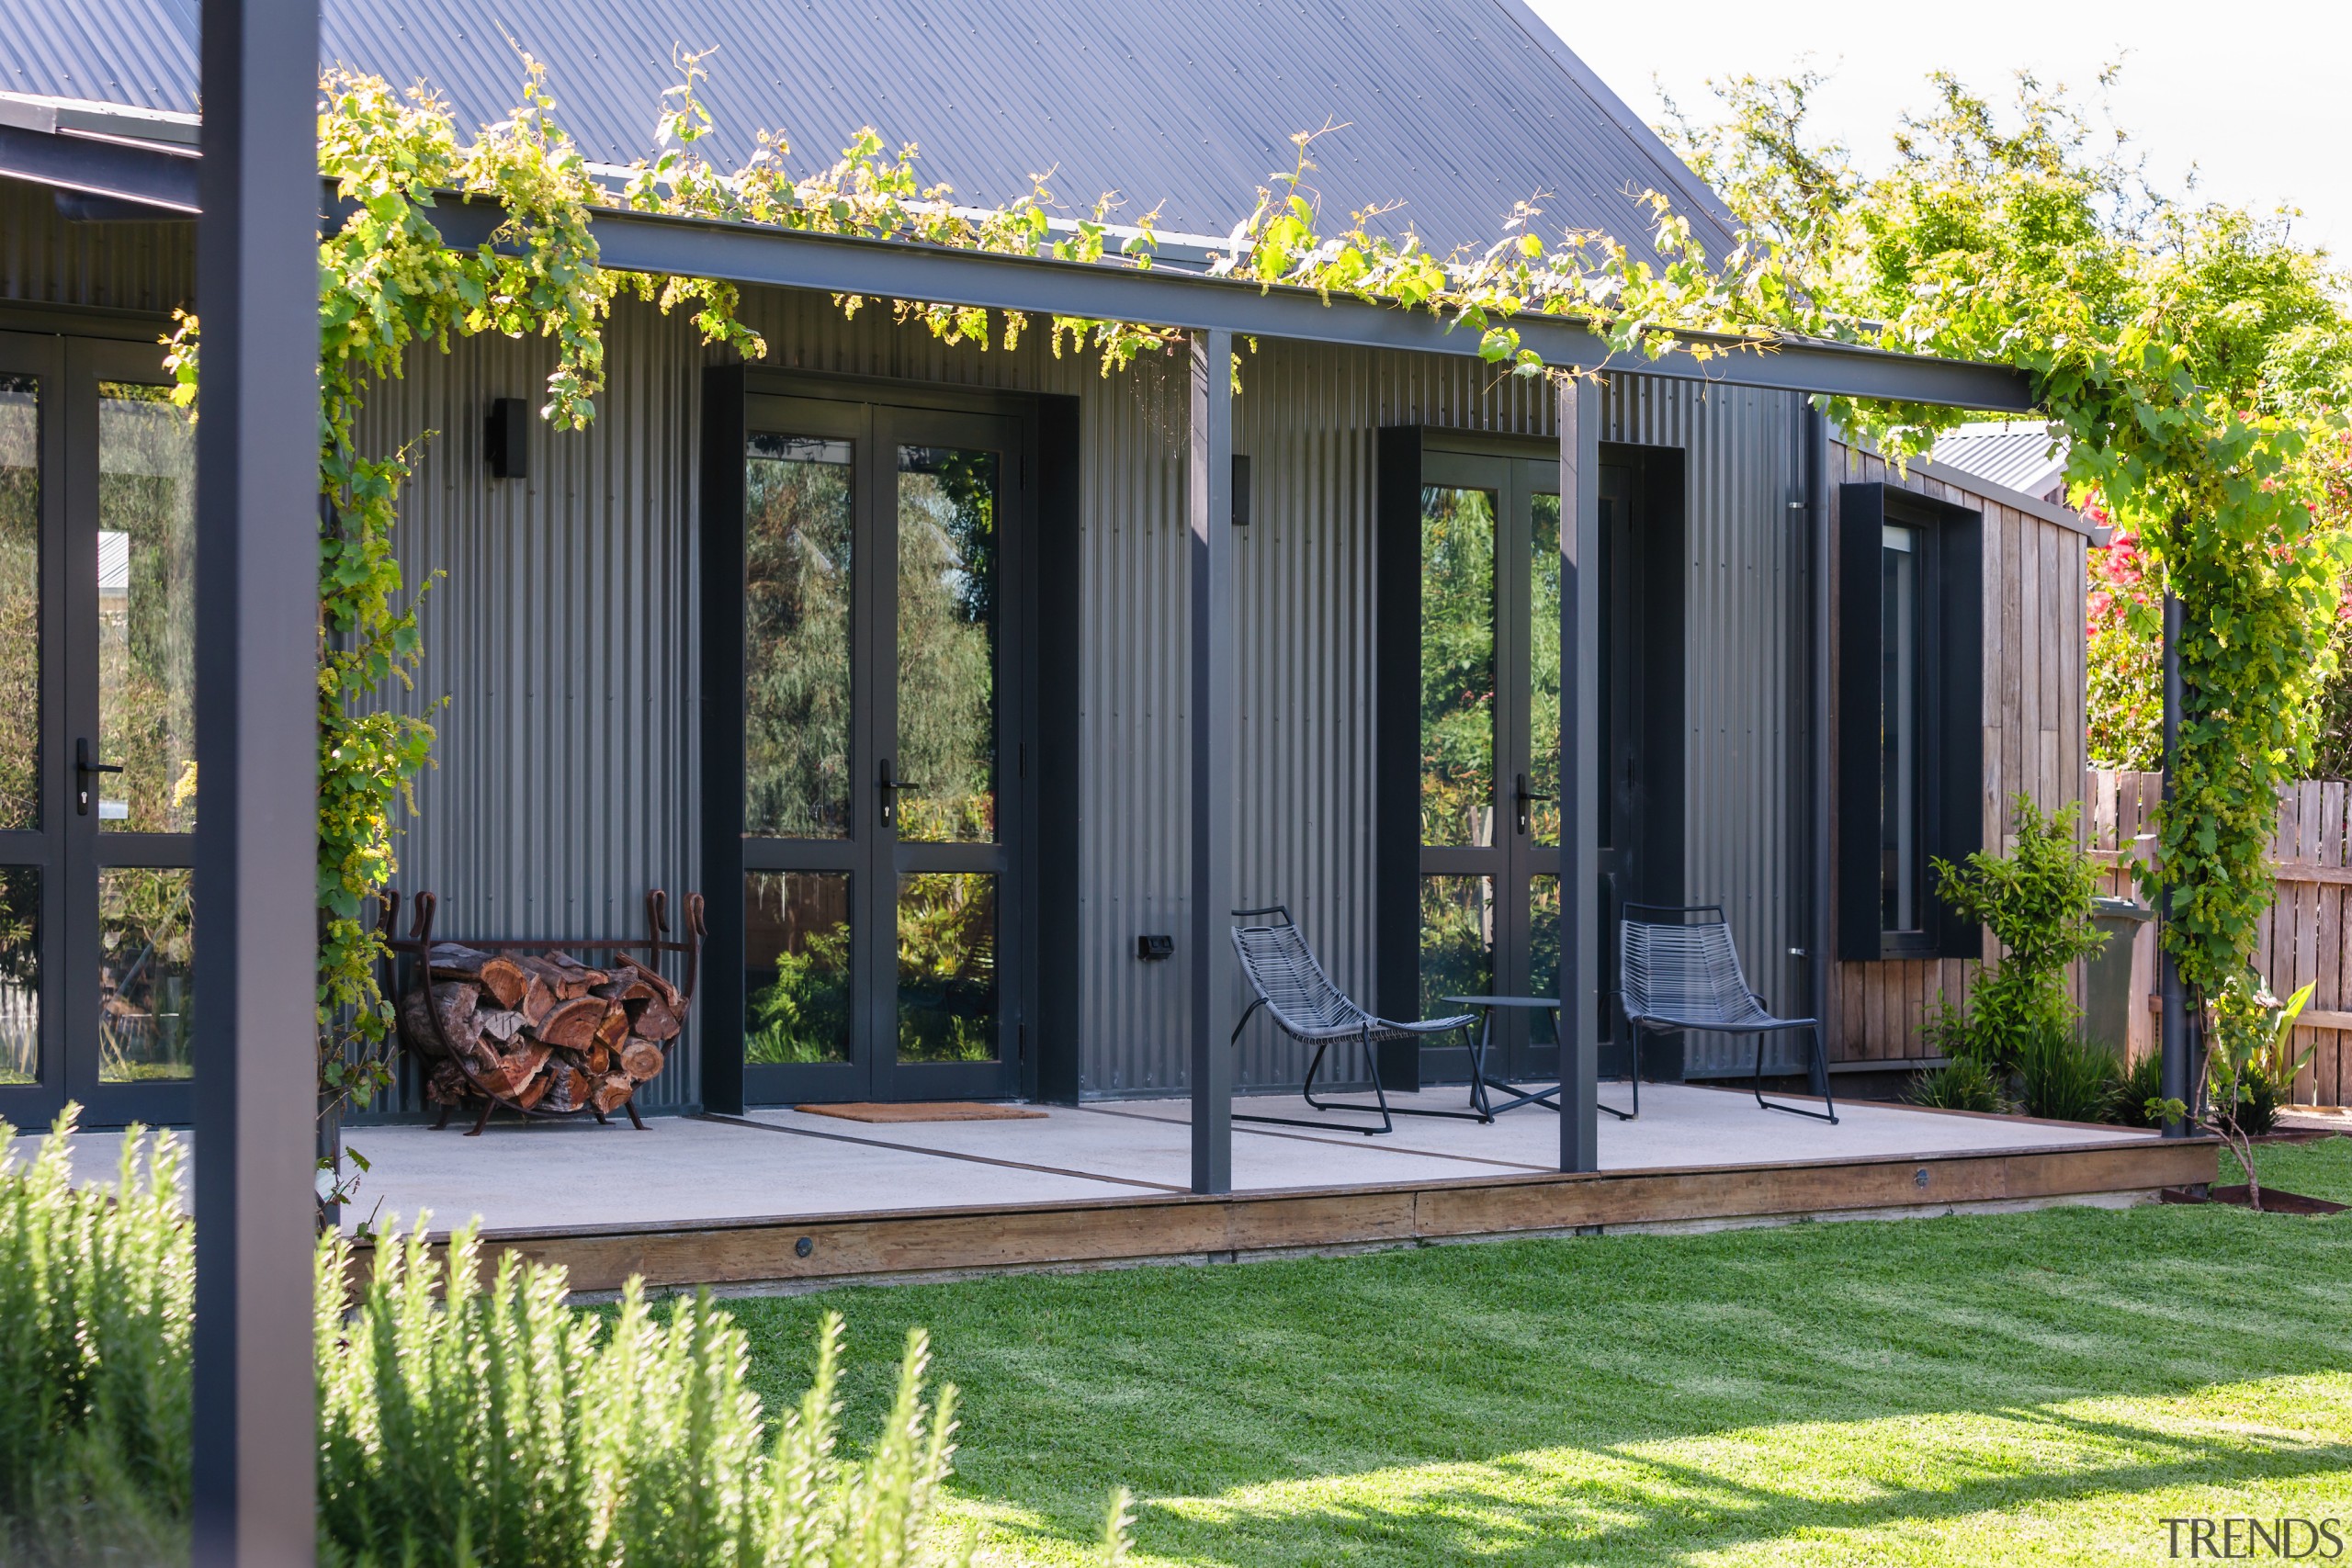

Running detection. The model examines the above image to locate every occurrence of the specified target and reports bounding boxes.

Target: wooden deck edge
[349,1137,2220,1295]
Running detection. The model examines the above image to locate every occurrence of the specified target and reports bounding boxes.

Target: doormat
[796,1101,1049,1123]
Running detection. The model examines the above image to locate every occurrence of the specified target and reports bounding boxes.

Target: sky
[1534,0,2348,264]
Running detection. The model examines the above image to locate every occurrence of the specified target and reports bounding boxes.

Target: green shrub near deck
[0,1112,1006,1568]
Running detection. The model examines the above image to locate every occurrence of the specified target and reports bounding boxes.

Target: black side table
[1442,995,1635,1122]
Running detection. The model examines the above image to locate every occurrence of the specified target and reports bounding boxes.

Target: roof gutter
[0,118,2037,412]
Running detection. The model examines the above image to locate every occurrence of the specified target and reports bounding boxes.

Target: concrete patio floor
[12,1082,2158,1236]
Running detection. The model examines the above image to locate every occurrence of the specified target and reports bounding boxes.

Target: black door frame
[702,369,1040,1108]
[0,326,197,1130]
[1375,428,1686,1089]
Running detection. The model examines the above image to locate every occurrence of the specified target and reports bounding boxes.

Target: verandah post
[1559,375,1601,1173]
[189,0,324,1562]
[2159,586,2189,1137]
[1189,329,1237,1193]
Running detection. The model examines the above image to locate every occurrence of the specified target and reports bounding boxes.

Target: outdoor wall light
[1136,934,1174,961]
[484,396,529,479]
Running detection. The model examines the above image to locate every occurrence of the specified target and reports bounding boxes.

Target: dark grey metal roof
[1,0,1736,254]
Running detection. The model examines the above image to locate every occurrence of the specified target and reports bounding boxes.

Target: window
[1879,524,1923,934]
[1837,485,1982,961]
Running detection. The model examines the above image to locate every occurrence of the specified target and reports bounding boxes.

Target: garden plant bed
[2161,1183,2348,1214]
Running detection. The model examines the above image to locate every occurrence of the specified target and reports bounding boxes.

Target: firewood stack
[404,943,684,1118]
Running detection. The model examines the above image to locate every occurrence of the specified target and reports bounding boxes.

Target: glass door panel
[1417,451,1559,1081]
[1418,484,1497,848]
[876,414,1017,1097]
[738,397,1027,1104]
[744,434,855,838]
[744,870,854,1066]
[895,871,996,1062]
[0,374,39,831]
[0,335,194,1126]
[97,865,192,1082]
[740,398,868,1103]
[895,446,998,845]
[0,369,42,1100]
[95,382,197,833]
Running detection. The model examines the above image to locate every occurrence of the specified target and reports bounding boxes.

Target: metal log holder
[379,888,706,1135]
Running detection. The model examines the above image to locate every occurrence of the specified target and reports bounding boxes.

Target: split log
[537,996,607,1050]
[593,1000,632,1051]
[402,981,488,1067]
[542,951,612,997]
[424,1060,468,1105]
[478,1009,527,1045]
[584,1042,611,1077]
[592,1074,636,1115]
[478,953,534,1010]
[476,1043,550,1098]
[632,997,681,1043]
[514,973,555,1028]
[513,953,575,1001]
[616,953,684,1013]
[424,942,496,980]
[538,1065,594,1114]
[618,1038,666,1083]
[514,1069,553,1111]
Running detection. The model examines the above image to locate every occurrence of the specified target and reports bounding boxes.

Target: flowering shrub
[2084,502,2164,772]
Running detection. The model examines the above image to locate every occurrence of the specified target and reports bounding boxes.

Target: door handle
[1514,772,1555,835]
[878,757,924,826]
[75,738,124,817]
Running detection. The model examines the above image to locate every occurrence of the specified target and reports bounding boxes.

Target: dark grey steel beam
[188,0,322,1562]
[1189,328,1237,1195]
[1806,402,1834,1073]
[2160,588,2190,1139]
[1558,376,1600,1174]
[0,127,2030,411]
[0,122,200,212]
[563,204,2034,412]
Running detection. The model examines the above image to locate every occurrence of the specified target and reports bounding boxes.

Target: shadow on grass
[719,1152,2352,1564]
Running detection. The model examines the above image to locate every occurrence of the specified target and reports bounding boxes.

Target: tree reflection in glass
[96,383,198,834]
[0,378,37,832]
[896,446,997,845]
[897,873,996,1062]
[99,867,192,1081]
[1420,487,1496,847]
[745,437,854,838]
[744,872,852,1064]
[1419,875,1494,1020]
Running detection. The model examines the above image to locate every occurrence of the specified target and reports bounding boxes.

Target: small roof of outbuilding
[1931,422,2071,505]
[0,0,1736,256]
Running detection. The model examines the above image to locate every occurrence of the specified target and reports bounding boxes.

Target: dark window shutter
[1836,482,1984,963]
[1836,484,1887,961]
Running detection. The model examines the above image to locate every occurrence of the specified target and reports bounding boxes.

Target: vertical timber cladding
[350,299,706,1114]
[1826,443,2090,1064]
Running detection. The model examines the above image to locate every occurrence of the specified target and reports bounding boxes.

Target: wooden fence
[2087,769,2352,1106]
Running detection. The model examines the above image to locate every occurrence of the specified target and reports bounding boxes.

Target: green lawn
[722,1137,2352,1566]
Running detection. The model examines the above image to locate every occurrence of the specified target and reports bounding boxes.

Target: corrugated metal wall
[351,300,707,1111]
[1597,377,1807,1073]
[0,177,193,315]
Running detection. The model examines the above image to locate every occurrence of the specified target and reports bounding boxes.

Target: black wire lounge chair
[1228,905,1481,1134]
[1619,902,1838,1123]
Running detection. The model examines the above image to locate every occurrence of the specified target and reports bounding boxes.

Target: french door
[0,332,199,1130]
[735,392,1030,1102]
[1414,450,1564,1080]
